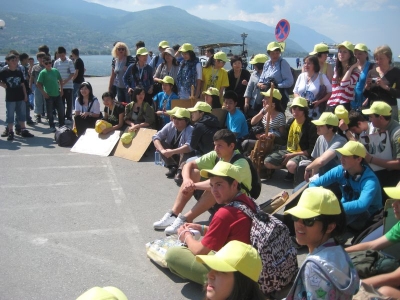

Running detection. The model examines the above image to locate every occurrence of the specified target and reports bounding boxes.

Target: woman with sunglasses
[108,42,135,103]
[201,51,230,105]
[284,187,360,300]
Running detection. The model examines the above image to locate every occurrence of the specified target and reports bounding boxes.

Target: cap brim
[268,47,280,51]
[196,255,237,273]
[335,148,353,156]
[384,187,400,199]
[311,120,325,126]
[309,51,317,55]
[284,206,320,218]
[187,108,197,112]
[362,108,373,115]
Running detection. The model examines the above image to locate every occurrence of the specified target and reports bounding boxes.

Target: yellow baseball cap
[335,141,366,158]
[188,101,212,113]
[200,161,242,183]
[202,87,219,96]
[76,286,128,300]
[158,40,169,48]
[267,41,281,52]
[362,101,392,116]
[284,187,341,218]
[260,88,282,100]
[354,43,368,52]
[309,43,329,55]
[312,112,339,126]
[290,97,308,108]
[196,240,262,283]
[334,105,349,124]
[136,47,148,56]
[179,43,194,52]
[160,75,174,85]
[337,41,355,52]
[165,106,179,115]
[383,182,400,200]
[171,107,190,119]
[249,54,268,64]
[214,51,229,62]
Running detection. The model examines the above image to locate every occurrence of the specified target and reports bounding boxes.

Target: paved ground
[0,77,304,300]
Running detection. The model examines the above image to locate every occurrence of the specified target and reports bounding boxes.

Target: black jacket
[190,113,220,155]
[286,117,317,157]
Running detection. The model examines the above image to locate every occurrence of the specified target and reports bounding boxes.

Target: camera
[308,101,314,109]
[371,77,379,84]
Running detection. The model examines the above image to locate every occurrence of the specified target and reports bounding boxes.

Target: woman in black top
[364,45,400,121]
[226,55,250,111]
[101,92,125,134]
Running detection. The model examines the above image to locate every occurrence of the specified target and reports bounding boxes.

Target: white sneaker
[165,214,186,235]
[153,212,176,230]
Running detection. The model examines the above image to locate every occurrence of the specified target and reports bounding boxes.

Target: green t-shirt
[385,221,400,243]
[37,68,62,97]
[195,150,252,194]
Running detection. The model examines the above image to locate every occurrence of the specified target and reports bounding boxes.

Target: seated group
[72,76,400,297]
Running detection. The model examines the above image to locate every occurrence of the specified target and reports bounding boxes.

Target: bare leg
[286,161,297,174]
[184,191,215,222]
[171,169,201,215]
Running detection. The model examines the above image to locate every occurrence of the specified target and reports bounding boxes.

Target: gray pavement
[0,77,301,300]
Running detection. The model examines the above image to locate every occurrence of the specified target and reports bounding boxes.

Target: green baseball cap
[335,141,366,158]
[188,101,212,113]
[200,161,242,183]
[362,101,392,116]
[312,112,339,126]
[309,43,329,55]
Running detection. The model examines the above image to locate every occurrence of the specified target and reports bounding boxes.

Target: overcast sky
[87,0,399,61]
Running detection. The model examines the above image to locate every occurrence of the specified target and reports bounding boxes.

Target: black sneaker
[15,128,22,136]
[1,127,9,137]
[21,129,34,138]
[165,167,178,178]
[284,172,294,182]
[7,131,14,141]
[50,126,56,133]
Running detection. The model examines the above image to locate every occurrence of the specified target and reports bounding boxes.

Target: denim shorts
[6,100,26,123]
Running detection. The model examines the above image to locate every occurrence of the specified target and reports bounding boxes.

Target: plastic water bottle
[154,150,161,165]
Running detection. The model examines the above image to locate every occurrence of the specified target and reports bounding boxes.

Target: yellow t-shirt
[202,67,229,92]
[287,120,303,153]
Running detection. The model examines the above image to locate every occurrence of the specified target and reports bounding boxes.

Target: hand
[127,88,133,95]
[304,169,311,182]
[80,112,89,119]
[242,79,248,86]
[101,127,113,135]
[43,92,49,99]
[161,149,173,158]
[148,86,153,94]
[177,226,192,242]
[244,103,249,112]
[313,100,320,108]
[376,78,387,90]
[182,223,202,232]
[182,179,196,194]
[282,153,295,166]
[156,111,164,116]
[129,124,140,132]
[338,119,349,131]
[258,83,267,90]
[24,96,28,102]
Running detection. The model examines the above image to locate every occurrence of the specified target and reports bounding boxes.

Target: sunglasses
[43,62,52,65]
[117,48,126,51]
[291,215,321,227]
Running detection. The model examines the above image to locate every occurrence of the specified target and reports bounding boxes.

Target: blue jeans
[6,101,26,124]
[34,88,46,115]
[73,83,81,109]
[45,96,65,127]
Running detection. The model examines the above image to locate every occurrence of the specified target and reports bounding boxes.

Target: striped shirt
[261,112,286,137]
[53,58,75,89]
[327,67,359,107]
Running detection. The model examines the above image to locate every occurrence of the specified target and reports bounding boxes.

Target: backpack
[228,200,298,294]
[215,153,262,199]
[54,126,77,147]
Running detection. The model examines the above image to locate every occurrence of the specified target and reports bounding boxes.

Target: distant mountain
[0,1,331,57]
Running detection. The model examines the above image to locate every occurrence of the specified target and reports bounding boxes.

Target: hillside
[0,1,331,56]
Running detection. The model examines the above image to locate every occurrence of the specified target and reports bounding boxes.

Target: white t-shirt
[74,97,101,114]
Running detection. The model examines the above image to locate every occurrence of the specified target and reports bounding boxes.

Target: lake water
[0,55,301,77]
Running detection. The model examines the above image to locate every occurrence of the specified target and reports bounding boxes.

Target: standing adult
[309,43,334,82]
[123,47,154,105]
[226,55,250,111]
[153,47,180,95]
[53,46,75,122]
[149,40,169,74]
[108,42,135,103]
[294,55,332,120]
[364,45,400,121]
[29,52,46,123]
[244,54,269,117]
[326,41,360,112]
[71,48,85,105]
[258,41,294,111]
[201,51,229,105]
[176,43,202,99]
[352,43,372,110]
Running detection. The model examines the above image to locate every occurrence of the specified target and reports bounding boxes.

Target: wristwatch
[343,129,348,135]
